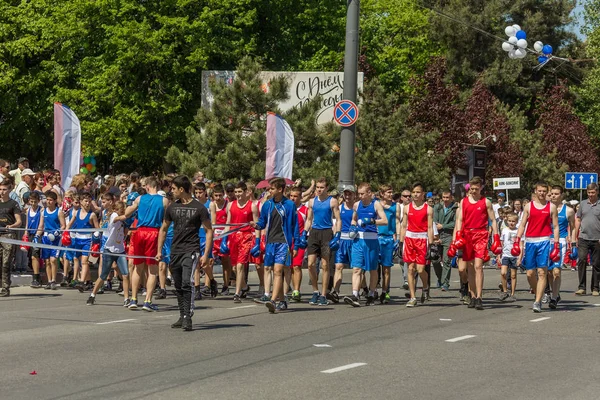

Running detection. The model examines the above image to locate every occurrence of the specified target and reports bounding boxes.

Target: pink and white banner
[54,103,81,189]
[265,112,294,180]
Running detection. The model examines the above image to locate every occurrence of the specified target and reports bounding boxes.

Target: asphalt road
[1,266,599,400]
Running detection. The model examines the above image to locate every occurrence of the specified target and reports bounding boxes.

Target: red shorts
[127,232,136,261]
[403,237,427,265]
[462,229,489,262]
[292,248,305,267]
[131,227,159,265]
[229,231,254,265]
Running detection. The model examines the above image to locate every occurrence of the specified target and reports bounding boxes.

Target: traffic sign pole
[337,0,359,193]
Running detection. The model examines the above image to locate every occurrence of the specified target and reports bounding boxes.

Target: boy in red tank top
[513,182,559,313]
[400,183,434,307]
[452,177,500,310]
[210,185,232,295]
[222,182,258,302]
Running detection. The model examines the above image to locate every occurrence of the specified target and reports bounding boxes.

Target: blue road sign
[334,100,359,127]
[565,172,598,190]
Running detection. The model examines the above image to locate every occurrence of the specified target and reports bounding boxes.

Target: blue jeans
[100,250,128,281]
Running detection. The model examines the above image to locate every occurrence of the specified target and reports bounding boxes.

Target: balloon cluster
[534,41,553,64]
[80,156,97,175]
[502,24,528,59]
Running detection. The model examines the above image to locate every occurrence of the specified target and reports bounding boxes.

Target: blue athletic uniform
[42,207,61,259]
[70,209,93,258]
[549,205,569,270]
[162,222,174,264]
[100,209,110,252]
[198,199,212,259]
[335,203,354,265]
[351,200,380,271]
[378,203,396,267]
[313,196,333,229]
[27,206,42,236]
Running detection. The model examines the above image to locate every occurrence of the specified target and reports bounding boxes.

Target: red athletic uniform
[525,202,552,238]
[212,200,229,258]
[292,204,308,266]
[404,203,429,265]
[461,197,489,262]
[229,200,254,265]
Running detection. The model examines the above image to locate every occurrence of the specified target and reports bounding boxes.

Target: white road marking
[227,305,258,310]
[321,363,367,374]
[445,335,476,343]
[96,319,137,325]
[593,304,600,307]
[155,314,175,318]
[313,344,332,348]
[530,317,551,322]
[439,319,452,321]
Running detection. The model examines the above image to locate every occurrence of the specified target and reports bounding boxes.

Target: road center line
[227,305,258,310]
[96,319,137,325]
[445,335,476,343]
[313,344,332,348]
[530,317,551,322]
[321,363,367,374]
[439,318,452,321]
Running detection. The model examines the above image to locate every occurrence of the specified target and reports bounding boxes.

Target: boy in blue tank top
[25,191,44,288]
[66,192,98,291]
[331,188,356,303]
[377,184,401,304]
[548,186,575,308]
[303,177,341,306]
[343,182,388,307]
[41,191,66,289]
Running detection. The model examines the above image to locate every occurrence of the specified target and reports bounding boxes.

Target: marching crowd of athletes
[2,160,600,330]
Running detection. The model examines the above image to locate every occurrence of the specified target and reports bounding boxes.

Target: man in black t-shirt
[0,178,22,297]
[156,175,212,331]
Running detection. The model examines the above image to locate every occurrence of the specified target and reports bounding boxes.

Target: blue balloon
[90,158,96,166]
[538,56,548,64]
[542,44,553,55]
[516,30,527,40]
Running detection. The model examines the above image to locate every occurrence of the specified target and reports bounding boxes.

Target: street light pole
[337,0,360,192]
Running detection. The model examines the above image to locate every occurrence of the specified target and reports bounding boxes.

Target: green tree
[361,0,441,93]
[426,0,583,104]
[356,80,449,191]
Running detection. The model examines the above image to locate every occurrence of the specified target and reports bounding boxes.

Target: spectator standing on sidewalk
[573,183,600,296]
[432,191,457,291]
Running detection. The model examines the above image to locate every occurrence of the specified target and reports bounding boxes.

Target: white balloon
[502,41,514,52]
[534,41,544,52]
[512,24,521,31]
[515,48,527,58]
[505,26,516,37]
[517,39,528,49]
[508,49,517,59]
[508,36,518,45]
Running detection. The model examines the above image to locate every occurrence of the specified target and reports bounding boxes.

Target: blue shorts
[162,236,173,264]
[501,257,517,269]
[264,242,291,267]
[335,238,353,265]
[70,238,92,259]
[378,236,394,267]
[41,236,61,260]
[351,238,380,271]
[524,240,550,270]
[200,237,213,259]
